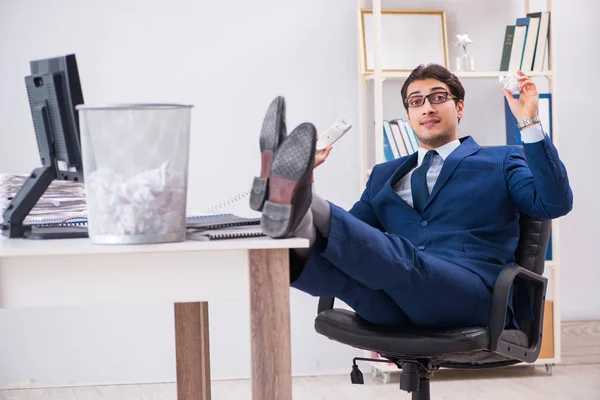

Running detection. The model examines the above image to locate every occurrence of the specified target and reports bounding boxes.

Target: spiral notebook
[186,225,265,241]
[185,213,260,230]
[13,216,89,227]
[12,213,258,228]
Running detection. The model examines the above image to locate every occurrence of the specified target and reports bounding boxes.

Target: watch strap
[517,115,541,129]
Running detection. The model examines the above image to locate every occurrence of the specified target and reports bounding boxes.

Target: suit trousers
[292,203,492,328]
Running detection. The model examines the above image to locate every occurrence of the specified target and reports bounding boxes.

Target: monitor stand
[1,104,85,239]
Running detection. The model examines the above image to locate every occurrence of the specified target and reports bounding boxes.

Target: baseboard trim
[561,319,600,365]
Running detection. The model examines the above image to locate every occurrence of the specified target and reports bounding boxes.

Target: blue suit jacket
[347,135,572,306]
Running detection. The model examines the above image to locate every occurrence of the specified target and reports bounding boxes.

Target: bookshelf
[356,0,560,380]
[363,71,553,80]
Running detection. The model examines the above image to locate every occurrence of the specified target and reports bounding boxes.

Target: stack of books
[382,119,419,161]
[0,173,87,225]
[500,11,550,72]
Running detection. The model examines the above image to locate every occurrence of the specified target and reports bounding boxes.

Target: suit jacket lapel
[425,136,480,210]
[389,152,418,188]
[373,152,418,211]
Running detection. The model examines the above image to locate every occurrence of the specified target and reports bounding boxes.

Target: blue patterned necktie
[411,150,437,213]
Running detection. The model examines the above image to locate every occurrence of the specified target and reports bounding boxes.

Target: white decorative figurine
[455,33,475,72]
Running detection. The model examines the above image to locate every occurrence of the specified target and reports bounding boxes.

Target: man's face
[405,78,464,150]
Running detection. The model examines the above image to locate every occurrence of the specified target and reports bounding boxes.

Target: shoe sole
[250,96,286,211]
[261,123,316,238]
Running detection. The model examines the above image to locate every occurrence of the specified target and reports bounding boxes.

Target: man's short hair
[400,64,465,110]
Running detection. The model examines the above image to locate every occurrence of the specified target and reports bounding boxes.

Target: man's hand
[311,145,332,183]
[314,146,332,168]
[501,70,539,122]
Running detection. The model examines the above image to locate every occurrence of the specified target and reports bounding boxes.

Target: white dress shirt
[393,123,546,208]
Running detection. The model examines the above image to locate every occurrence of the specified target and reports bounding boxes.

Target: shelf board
[363,71,553,81]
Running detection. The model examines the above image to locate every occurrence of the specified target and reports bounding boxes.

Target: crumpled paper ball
[86,161,186,237]
[499,72,521,95]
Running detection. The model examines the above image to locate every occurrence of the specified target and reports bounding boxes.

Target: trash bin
[76,103,193,244]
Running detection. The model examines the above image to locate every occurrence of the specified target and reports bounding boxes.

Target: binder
[515,17,531,70]
[504,93,552,145]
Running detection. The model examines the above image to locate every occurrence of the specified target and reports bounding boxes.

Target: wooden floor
[1,364,599,400]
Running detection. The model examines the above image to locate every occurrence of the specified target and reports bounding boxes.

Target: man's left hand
[314,146,332,169]
[501,70,539,122]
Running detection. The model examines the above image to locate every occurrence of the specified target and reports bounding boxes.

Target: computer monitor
[1,54,86,238]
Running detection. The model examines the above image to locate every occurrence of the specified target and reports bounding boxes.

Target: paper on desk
[0,173,87,224]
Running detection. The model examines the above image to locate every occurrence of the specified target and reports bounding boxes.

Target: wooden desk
[0,236,308,399]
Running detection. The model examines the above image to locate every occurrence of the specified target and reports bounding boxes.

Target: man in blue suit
[250,64,573,328]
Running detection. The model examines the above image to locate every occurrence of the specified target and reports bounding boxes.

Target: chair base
[410,377,430,400]
[400,361,431,400]
[351,358,433,399]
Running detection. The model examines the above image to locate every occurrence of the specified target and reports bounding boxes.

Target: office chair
[314,213,551,399]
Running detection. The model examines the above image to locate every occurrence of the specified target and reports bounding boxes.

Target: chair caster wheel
[372,367,379,378]
[545,364,554,375]
[350,364,364,384]
[382,372,391,384]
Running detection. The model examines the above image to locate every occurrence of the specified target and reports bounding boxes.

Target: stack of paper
[0,173,87,225]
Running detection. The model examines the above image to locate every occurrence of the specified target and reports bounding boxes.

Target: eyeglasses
[405,91,457,108]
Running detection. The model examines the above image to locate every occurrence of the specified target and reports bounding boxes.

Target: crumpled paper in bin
[86,161,186,236]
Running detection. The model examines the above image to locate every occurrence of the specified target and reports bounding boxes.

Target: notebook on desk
[185,213,261,230]
[12,213,259,229]
[6,213,262,241]
[186,225,265,241]
[11,216,88,227]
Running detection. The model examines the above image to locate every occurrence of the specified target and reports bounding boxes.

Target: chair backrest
[514,213,552,275]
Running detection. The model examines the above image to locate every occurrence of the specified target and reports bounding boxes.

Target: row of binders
[382,119,419,161]
[500,11,550,72]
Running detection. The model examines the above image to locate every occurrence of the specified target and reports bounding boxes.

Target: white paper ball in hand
[499,72,521,95]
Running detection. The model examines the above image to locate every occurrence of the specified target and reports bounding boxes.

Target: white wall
[0,0,363,388]
[0,0,599,389]
[552,0,600,320]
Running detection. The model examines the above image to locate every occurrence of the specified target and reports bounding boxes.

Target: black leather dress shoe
[260,122,316,238]
[249,96,287,211]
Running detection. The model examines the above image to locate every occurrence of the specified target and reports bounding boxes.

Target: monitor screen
[26,54,84,181]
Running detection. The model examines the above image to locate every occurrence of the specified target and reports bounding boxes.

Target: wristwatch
[517,115,541,130]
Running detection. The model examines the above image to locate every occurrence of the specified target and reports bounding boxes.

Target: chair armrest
[489,265,548,362]
[318,296,335,314]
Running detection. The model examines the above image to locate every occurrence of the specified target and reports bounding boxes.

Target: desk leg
[249,248,292,400]
[174,302,211,400]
